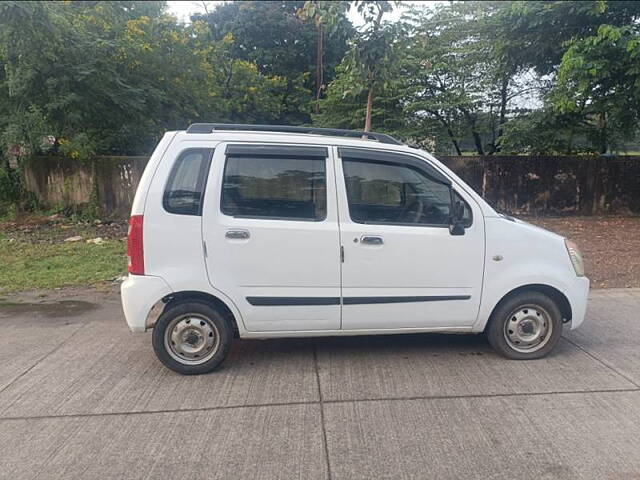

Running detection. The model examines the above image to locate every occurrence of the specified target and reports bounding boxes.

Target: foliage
[314,61,405,134]
[298,1,352,112]
[0,165,20,213]
[0,1,177,156]
[499,109,597,154]
[349,1,397,132]
[0,0,353,214]
[189,25,292,124]
[398,3,495,154]
[0,0,639,182]
[0,0,338,159]
[315,1,401,132]
[490,1,640,75]
[193,1,353,123]
[551,24,640,152]
[317,0,640,154]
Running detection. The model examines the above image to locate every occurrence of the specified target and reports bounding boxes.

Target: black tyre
[152,301,232,374]
[486,291,563,360]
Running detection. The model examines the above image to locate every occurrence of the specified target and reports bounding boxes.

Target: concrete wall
[23,154,640,218]
[439,155,640,215]
[23,156,148,218]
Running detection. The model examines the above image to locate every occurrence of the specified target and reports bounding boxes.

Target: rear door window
[221,147,327,221]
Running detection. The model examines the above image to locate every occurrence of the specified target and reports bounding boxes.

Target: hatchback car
[121,123,589,374]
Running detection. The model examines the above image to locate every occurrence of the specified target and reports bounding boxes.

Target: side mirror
[449,199,465,236]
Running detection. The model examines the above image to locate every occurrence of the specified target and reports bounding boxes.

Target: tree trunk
[460,107,484,155]
[598,112,607,154]
[471,130,484,156]
[486,108,497,155]
[223,62,233,99]
[364,84,374,132]
[430,110,462,155]
[449,134,462,156]
[363,5,385,132]
[497,75,509,139]
[566,127,574,154]
[315,22,323,114]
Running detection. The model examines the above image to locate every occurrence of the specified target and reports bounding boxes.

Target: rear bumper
[121,274,172,332]
[567,276,590,330]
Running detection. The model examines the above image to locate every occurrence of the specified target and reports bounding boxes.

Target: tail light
[127,215,144,275]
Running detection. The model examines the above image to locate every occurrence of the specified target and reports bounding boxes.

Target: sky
[165,1,438,25]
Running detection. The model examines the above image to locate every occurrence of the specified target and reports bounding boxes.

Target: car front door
[335,147,485,330]
[202,143,341,332]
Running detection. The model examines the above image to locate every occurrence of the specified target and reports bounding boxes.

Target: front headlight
[565,239,585,277]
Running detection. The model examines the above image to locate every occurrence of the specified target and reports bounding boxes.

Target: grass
[0,233,126,293]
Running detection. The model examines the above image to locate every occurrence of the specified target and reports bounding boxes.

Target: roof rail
[185,123,403,145]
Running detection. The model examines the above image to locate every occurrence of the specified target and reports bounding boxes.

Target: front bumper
[567,276,590,330]
[121,274,172,332]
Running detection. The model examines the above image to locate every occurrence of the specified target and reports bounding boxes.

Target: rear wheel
[152,301,232,374]
[486,291,563,360]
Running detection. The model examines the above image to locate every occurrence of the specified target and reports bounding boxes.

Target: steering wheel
[423,204,448,224]
[398,197,424,223]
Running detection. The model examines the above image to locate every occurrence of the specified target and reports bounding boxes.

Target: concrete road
[1,288,639,479]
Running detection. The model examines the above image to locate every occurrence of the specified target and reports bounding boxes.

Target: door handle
[361,235,383,245]
[225,229,250,240]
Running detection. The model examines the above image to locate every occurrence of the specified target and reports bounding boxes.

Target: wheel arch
[484,283,572,332]
[161,291,240,338]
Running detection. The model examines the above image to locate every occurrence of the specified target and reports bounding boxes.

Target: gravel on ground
[528,216,640,288]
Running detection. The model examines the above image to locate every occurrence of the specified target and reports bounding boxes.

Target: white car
[121,123,589,375]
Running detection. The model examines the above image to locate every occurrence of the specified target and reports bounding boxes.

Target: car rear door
[202,143,341,332]
[335,147,485,330]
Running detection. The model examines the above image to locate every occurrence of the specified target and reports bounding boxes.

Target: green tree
[397,0,640,154]
[490,1,640,76]
[193,1,353,124]
[551,24,640,153]
[492,0,640,153]
[0,0,305,214]
[298,1,351,113]
[0,1,179,156]
[395,3,495,154]
[313,61,405,135]
[0,0,299,158]
[351,1,396,132]
[190,23,290,124]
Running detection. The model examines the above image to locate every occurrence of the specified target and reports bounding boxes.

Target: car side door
[335,147,485,330]
[201,143,342,332]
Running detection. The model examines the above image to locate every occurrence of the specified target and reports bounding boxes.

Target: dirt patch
[527,216,640,288]
[0,214,128,244]
[0,299,97,318]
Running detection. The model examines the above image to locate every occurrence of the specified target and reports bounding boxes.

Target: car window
[343,159,453,226]
[163,148,213,215]
[221,156,326,221]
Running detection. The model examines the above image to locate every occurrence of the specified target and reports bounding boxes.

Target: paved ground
[1,289,640,479]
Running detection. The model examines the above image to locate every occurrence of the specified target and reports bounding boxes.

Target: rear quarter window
[163,148,213,216]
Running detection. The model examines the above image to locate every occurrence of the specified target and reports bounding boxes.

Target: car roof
[184,123,402,144]
[170,129,417,155]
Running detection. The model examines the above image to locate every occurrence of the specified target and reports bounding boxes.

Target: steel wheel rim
[503,304,553,353]
[164,314,220,365]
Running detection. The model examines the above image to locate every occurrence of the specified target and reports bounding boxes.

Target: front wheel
[152,301,232,374]
[486,291,563,360]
